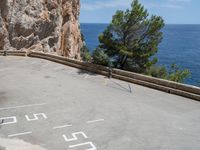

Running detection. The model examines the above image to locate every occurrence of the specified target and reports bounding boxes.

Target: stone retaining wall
[0,50,26,56]
[28,51,109,76]
[112,69,200,95]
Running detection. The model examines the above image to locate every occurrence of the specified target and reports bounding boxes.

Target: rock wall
[0,0,83,59]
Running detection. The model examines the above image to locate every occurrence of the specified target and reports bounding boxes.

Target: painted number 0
[25,113,47,121]
[0,116,17,125]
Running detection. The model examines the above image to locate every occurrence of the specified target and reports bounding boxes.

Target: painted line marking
[84,74,89,79]
[8,131,32,137]
[87,119,104,124]
[0,103,47,111]
[53,124,72,129]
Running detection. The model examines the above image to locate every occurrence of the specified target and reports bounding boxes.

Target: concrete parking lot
[0,56,200,150]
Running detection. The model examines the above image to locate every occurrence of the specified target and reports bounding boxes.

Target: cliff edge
[0,0,83,58]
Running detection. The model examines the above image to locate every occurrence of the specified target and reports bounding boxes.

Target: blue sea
[81,24,200,87]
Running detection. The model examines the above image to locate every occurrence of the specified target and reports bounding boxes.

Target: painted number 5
[25,113,47,121]
[63,132,88,142]
[63,132,97,150]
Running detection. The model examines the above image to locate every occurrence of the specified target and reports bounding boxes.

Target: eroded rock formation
[0,0,83,58]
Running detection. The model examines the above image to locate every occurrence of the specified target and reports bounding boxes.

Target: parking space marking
[53,124,72,129]
[87,119,104,124]
[0,103,47,111]
[8,131,32,137]
[69,142,96,150]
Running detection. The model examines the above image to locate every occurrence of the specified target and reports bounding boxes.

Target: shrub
[146,66,167,79]
[167,64,191,83]
[146,64,191,83]
[81,45,91,62]
[92,48,109,66]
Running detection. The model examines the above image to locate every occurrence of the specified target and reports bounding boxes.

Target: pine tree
[98,0,164,72]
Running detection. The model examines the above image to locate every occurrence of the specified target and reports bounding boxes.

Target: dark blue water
[81,23,200,87]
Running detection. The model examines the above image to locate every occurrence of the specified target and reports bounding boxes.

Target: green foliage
[146,66,168,79]
[92,48,109,66]
[167,64,191,83]
[146,64,191,83]
[98,0,165,72]
[90,0,190,83]
[81,45,91,62]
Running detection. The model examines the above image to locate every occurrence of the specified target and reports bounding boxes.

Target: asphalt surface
[0,56,200,150]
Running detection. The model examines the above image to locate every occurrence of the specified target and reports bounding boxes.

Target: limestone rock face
[0,0,83,58]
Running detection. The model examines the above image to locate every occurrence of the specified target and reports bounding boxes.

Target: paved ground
[0,56,200,150]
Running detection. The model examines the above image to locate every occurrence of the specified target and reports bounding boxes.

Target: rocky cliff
[0,0,83,58]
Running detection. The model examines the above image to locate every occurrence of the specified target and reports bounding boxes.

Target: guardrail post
[108,66,112,78]
[108,59,113,78]
[3,50,7,56]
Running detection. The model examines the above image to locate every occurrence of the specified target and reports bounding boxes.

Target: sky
[80,0,200,24]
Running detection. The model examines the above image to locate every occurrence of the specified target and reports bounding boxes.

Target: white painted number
[0,116,17,125]
[63,132,88,142]
[63,132,97,150]
[25,113,47,121]
[69,142,97,150]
